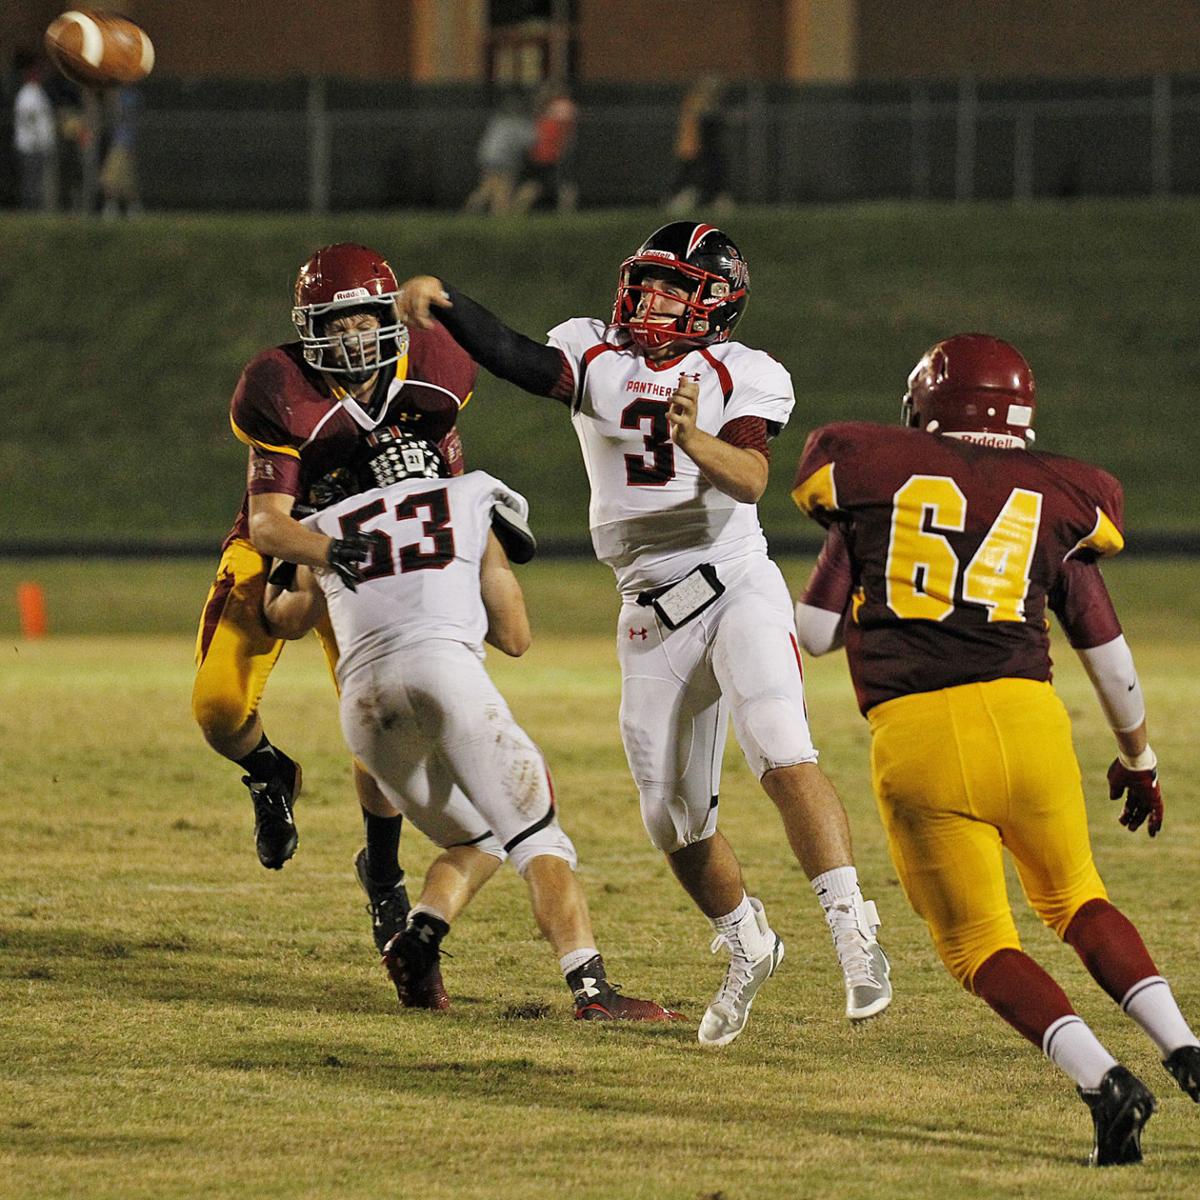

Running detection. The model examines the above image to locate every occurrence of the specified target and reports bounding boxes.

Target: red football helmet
[902,333,1036,449]
[292,243,409,379]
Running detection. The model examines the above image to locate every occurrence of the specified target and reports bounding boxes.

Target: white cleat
[827,896,892,1022]
[699,900,785,1047]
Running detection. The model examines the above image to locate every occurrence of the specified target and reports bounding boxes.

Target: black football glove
[1107,755,1163,837]
[327,533,383,591]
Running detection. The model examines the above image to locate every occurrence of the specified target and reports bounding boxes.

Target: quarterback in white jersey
[263,427,681,1022]
[397,222,892,1045]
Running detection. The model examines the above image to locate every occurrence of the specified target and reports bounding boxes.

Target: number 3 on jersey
[885,475,1043,622]
[622,398,676,485]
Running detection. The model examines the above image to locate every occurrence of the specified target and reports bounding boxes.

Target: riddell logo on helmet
[640,250,677,261]
[333,287,371,302]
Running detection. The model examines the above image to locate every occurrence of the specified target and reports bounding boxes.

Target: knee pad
[191,682,251,744]
[639,786,715,854]
[508,820,578,876]
[736,693,816,776]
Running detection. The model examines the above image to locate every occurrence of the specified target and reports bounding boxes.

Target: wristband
[1117,745,1157,772]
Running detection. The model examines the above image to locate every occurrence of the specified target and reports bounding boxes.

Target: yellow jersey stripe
[791,462,839,516]
[1071,506,1125,559]
[229,414,301,459]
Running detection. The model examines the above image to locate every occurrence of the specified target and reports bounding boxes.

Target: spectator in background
[513,83,578,214]
[665,75,733,216]
[463,90,534,216]
[48,74,101,214]
[12,50,57,211]
[100,86,142,218]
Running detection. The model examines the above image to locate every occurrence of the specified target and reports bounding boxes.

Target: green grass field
[5,200,1200,544]
[2,558,1198,1198]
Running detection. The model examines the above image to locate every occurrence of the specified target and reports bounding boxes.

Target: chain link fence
[3,75,1199,211]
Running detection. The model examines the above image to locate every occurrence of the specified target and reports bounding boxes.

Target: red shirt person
[792,333,1198,1166]
[192,244,476,955]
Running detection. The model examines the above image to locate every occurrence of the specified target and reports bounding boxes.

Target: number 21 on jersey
[884,475,1043,622]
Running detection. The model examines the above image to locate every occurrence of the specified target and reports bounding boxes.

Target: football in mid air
[44,10,155,88]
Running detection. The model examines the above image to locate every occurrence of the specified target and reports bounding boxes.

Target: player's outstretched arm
[396,276,573,402]
[666,375,769,503]
[263,565,326,641]
[480,531,532,657]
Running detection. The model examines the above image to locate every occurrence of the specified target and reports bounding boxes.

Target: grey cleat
[699,902,785,1048]
[826,896,892,1022]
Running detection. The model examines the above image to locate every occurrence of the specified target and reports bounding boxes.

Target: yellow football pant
[868,678,1108,990]
[192,538,338,743]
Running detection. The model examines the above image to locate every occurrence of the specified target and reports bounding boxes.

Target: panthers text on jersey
[223,323,477,549]
[793,421,1125,713]
[547,317,794,594]
[301,472,528,684]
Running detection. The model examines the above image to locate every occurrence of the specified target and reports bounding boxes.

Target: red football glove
[1107,757,1163,837]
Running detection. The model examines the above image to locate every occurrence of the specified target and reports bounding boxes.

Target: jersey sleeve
[720,350,795,430]
[1048,557,1123,649]
[1063,467,1125,563]
[546,317,609,397]
[790,424,845,526]
[229,352,306,498]
[480,473,531,523]
[801,523,855,615]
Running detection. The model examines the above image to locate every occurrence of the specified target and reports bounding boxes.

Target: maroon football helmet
[612,222,749,350]
[902,333,1036,449]
[292,243,409,380]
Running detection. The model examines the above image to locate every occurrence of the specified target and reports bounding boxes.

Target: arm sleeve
[1074,635,1146,734]
[434,283,574,403]
[717,415,770,461]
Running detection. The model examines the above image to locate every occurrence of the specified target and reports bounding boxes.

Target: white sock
[712,894,771,960]
[712,894,753,934]
[1043,1015,1118,1089]
[1122,976,1200,1058]
[559,947,600,977]
[811,866,860,911]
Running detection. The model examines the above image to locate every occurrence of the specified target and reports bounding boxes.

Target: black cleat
[1078,1065,1157,1166]
[354,847,411,955]
[567,955,683,1022]
[1163,1044,1200,1102]
[382,917,450,1010]
[242,755,301,870]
